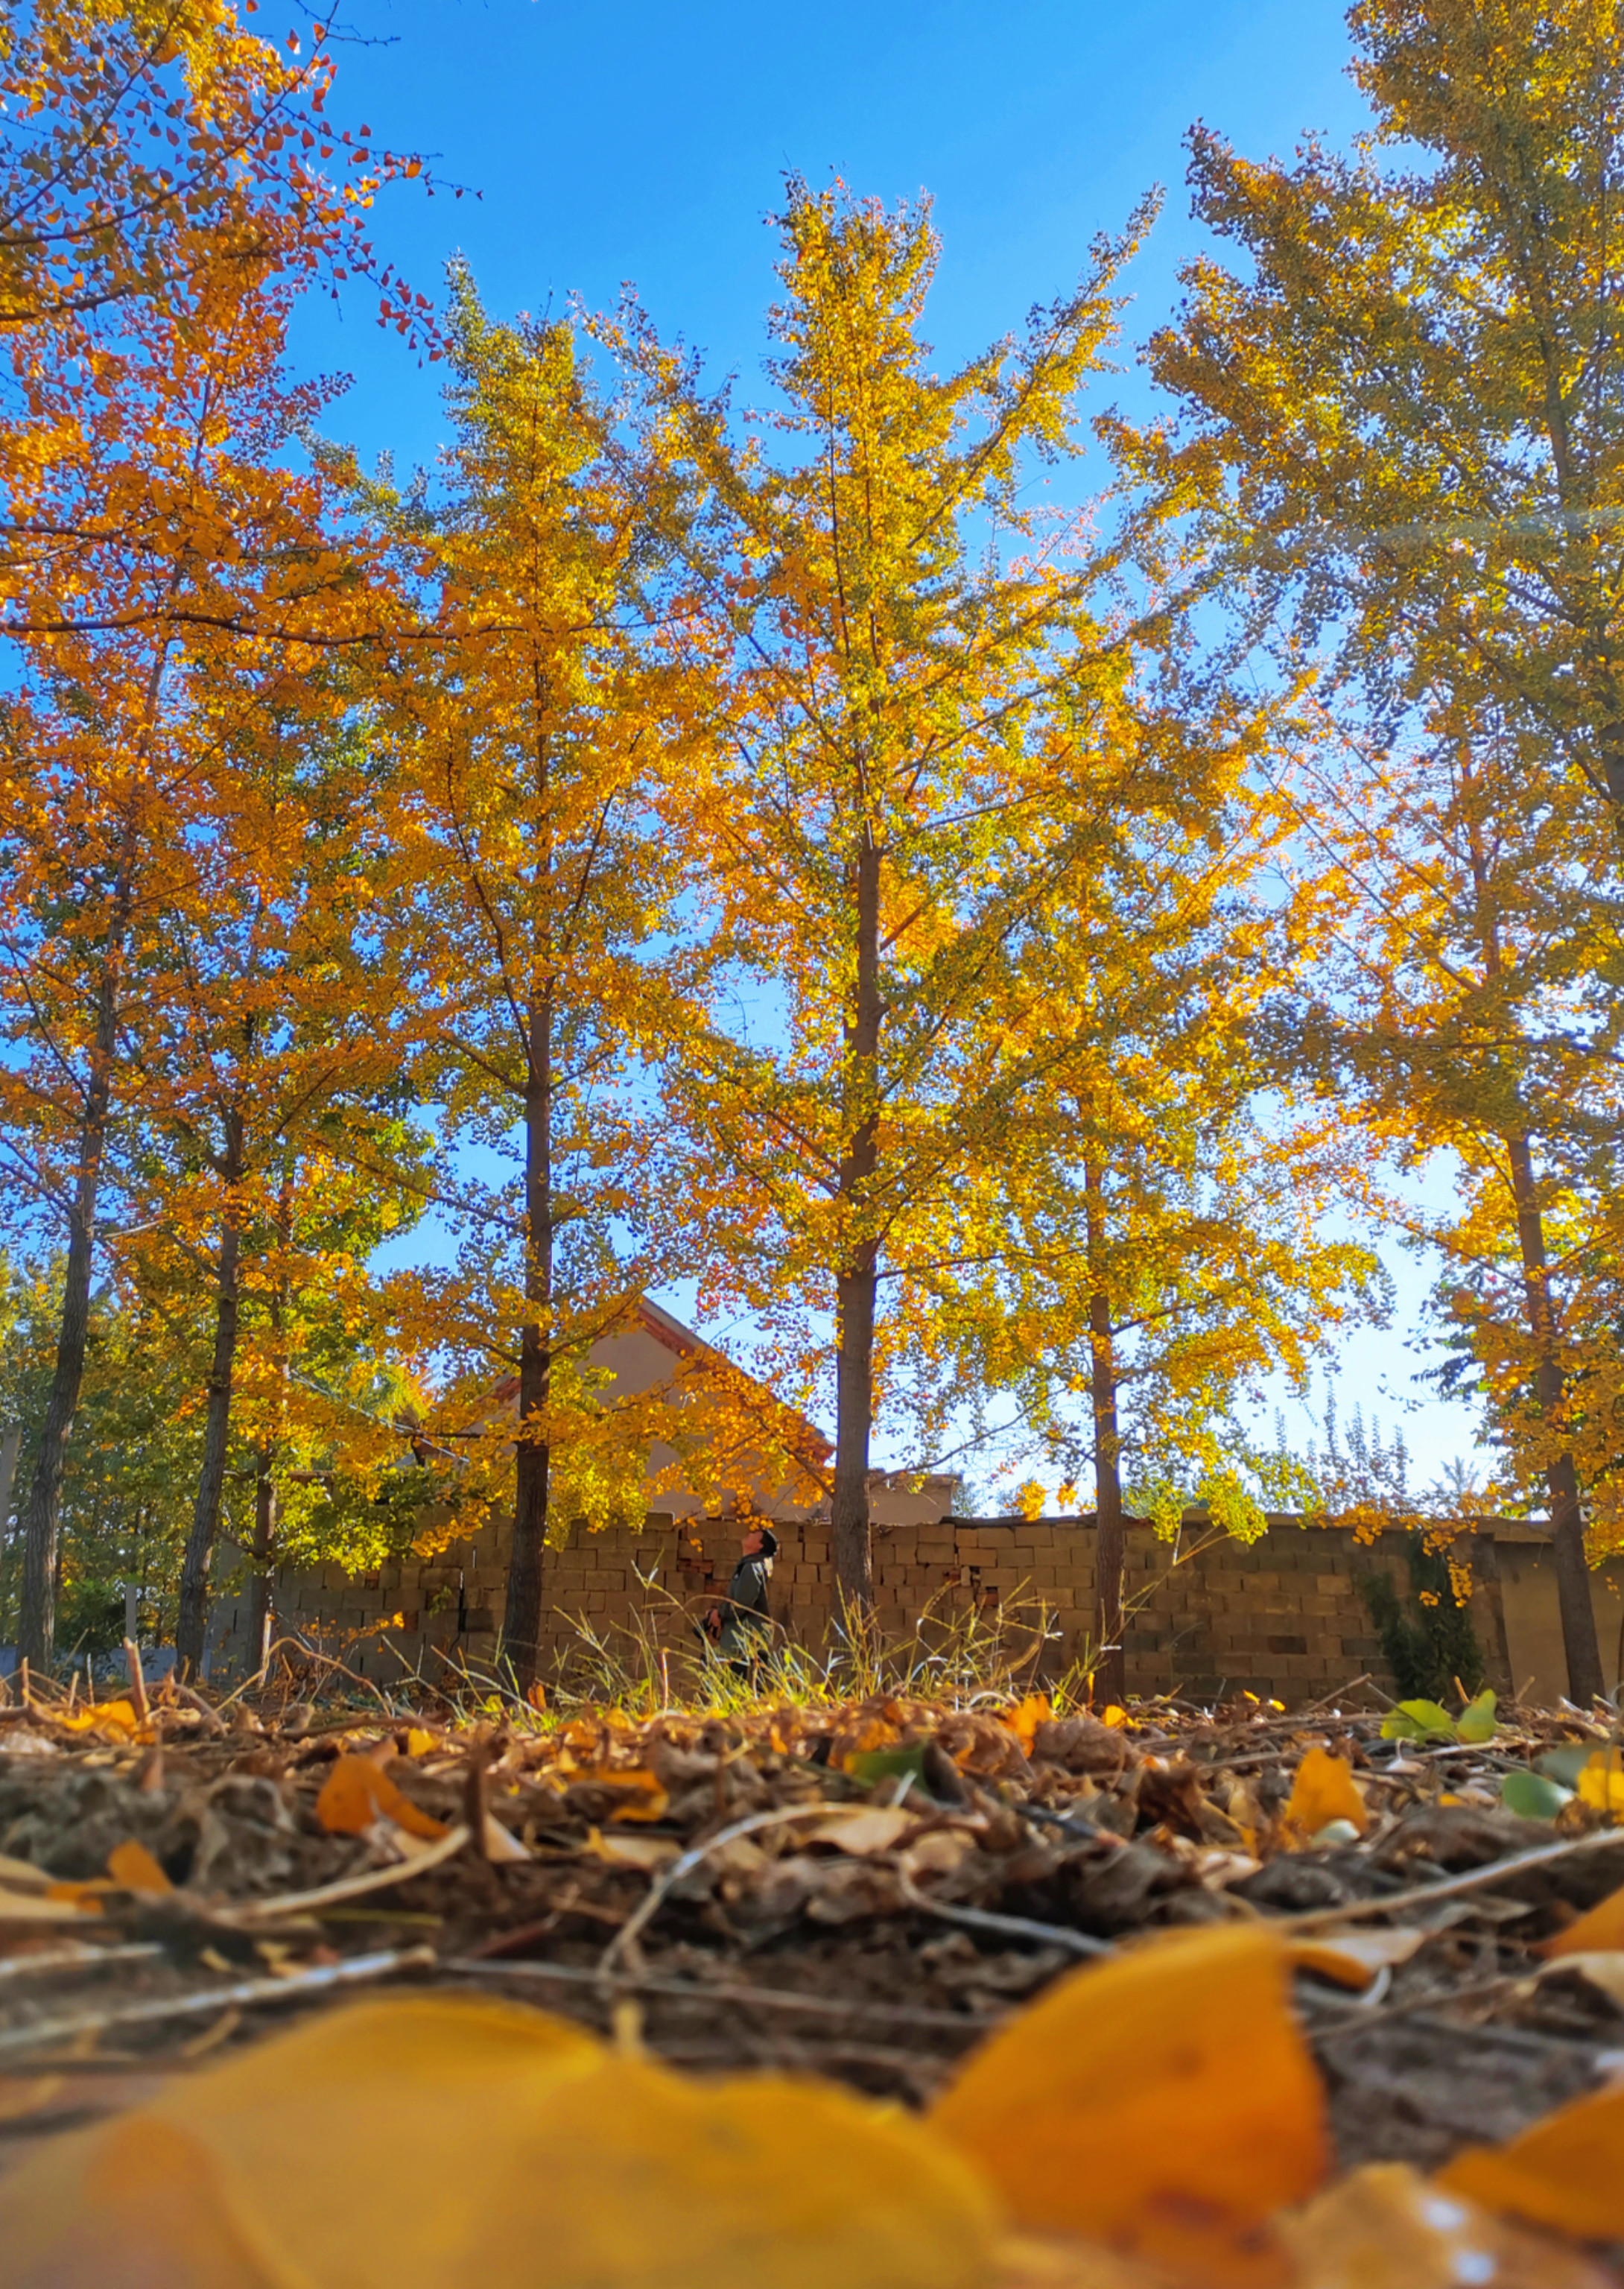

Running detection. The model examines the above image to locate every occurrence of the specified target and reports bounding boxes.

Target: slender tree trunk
[831,826,882,1611]
[1083,1155,1126,1706]
[177,1117,244,1675]
[1506,1130,1603,1703]
[247,1165,292,1677]
[0,1425,18,1564]
[247,1443,276,1673]
[504,987,554,1691]
[18,956,123,1670]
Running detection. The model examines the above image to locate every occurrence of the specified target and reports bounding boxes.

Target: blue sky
[311,0,1486,1491]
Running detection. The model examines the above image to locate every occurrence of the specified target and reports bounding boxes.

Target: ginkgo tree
[928,729,1375,1702]
[1148,0,1624,855]
[0,221,397,1669]
[372,266,705,1689]
[1277,694,1619,1701]
[632,177,1243,1611]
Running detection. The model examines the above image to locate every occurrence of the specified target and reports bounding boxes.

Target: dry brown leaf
[1438,2078,1624,2241]
[107,1839,173,1894]
[0,2075,65,2124]
[1289,1928,1430,1992]
[0,1891,98,1925]
[1536,1877,1624,1959]
[800,1805,922,1855]
[481,1814,531,1864]
[314,1753,448,1841]
[1278,2162,1611,2289]
[930,1923,1329,2289]
[1280,1747,1368,1846]
[1535,1951,1624,2010]
[0,1994,997,2288]
[583,1827,680,1870]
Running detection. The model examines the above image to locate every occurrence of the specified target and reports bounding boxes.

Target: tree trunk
[1506,1131,1603,1703]
[0,1425,18,1557]
[504,987,554,1692]
[831,826,882,1612]
[18,958,121,1670]
[176,1119,244,1676]
[1084,1154,1126,1705]
[247,1443,276,1674]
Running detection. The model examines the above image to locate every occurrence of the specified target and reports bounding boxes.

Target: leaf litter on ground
[1,1671,1624,2280]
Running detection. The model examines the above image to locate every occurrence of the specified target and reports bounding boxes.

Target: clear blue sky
[314,0,1485,1491]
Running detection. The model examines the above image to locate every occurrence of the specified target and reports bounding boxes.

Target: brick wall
[206,1507,1624,1707]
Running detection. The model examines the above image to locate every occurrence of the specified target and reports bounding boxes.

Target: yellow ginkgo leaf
[1536,1875,1624,1958]
[1003,1696,1053,1755]
[315,1754,448,1842]
[1289,1927,1428,1991]
[1438,2077,1624,2241]
[405,1728,437,1758]
[1280,1747,1368,1844]
[930,1924,1330,2289]
[0,1993,997,2289]
[1575,1750,1624,1819]
[107,1840,173,1894]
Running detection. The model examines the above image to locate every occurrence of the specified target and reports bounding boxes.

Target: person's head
[741,1522,778,1561]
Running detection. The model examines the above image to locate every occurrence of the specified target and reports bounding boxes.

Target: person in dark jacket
[703,1520,778,1675]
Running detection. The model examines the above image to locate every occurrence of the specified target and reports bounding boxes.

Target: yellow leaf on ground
[1576,1750,1624,1819]
[405,1729,437,1758]
[107,1840,173,1894]
[1289,1928,1429,1991]
[1004,1696,1053,1755]
[577,1767,671,1822]
[0,1995,997,2289]
[1278,2162,1609,2289]
[54,1699,145,1741]
[1099,1706,1129,1729]
[930,1924,1329,2288]
[1439,2078,1624,2240]
[315,1754,448,1842]
[993,2235,1174,2288]
[1536,1876,1624,1957]
[1281,1747,1368,1844]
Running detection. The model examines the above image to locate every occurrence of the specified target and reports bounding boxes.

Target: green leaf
[1500,1770,1573,1822]
[1536,1745,1593,1788]
[1381,1700,1456,1743]
[1456,1689,1498,1743]
[845,1744,932,1791]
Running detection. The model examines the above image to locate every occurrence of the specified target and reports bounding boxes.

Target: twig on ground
[1281,1826,1624,1931]
[895,1869,1112,1957]
[0,1946,435,2061]
[448,1955,1005,2030]
[234,1825,471,1924]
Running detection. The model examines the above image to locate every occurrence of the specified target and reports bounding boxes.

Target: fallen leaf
[1099,1706,1129,1729]
[54,1699,146,1741]
[930,1923,1330,2288]
[0,1995,997,2289]
[574,1767,670,1823]
[1439,2076,1624,2240]
[1290,1927,1430,1991]
[1004,1695,1053,1756]
[1456,1690,1499,1744]
[1281,1747,1368,1845]
[107,1840,173,1895]
[315,1754,449,1842]
[1535,1951,1624,2010]
[481,1815,530,1864]
[1576,1750,1624,1820]
[801,1805,922,1855]
[1381,1700,1458,1744]
[405,1729,437,1758]
[583,1827,681,1870]
[1536,1878,1624,1958]
[993,2235,1174,2288]
[1502,1771,1572,1822]
[1278,2162,1609,2289]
